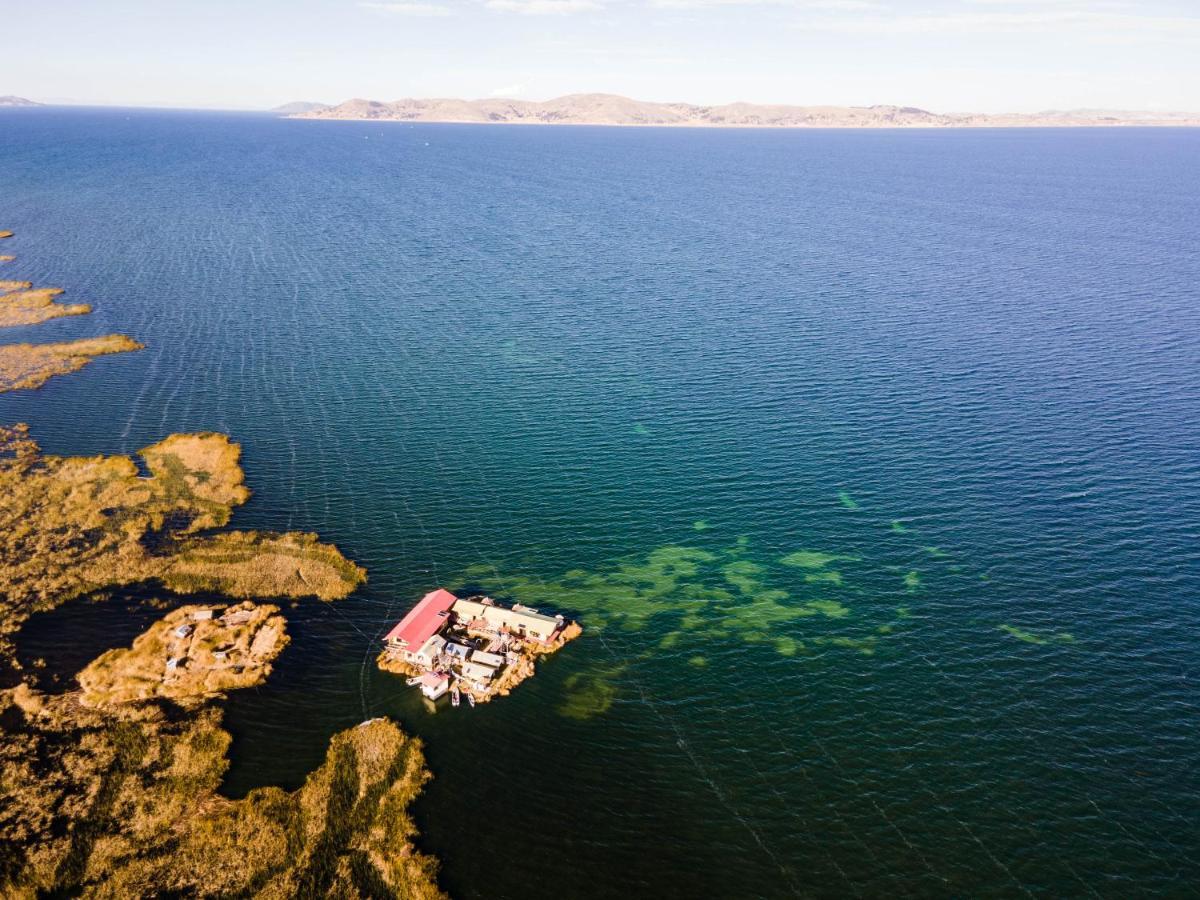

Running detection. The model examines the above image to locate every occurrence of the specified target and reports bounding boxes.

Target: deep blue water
[2,107,1199,898]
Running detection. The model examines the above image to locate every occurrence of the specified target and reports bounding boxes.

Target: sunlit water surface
[2,109,1199,897]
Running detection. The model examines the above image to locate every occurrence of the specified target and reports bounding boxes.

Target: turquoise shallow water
[2,108,1199,897]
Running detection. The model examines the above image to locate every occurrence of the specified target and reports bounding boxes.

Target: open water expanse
[2,108,1199,897]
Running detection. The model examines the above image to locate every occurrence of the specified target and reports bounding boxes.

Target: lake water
[2,108,1199,897]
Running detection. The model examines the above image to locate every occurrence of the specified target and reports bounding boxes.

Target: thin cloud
[359,1,455,15]
[795,9,1200,36]
[964,0,1130,5]
[652,0,882,8]
[806,0,884,7]
[485,0,602,12]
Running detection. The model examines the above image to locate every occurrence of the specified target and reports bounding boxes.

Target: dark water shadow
[10,582,237,691]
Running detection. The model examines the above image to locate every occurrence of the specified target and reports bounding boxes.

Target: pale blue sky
[7,0,1199,112]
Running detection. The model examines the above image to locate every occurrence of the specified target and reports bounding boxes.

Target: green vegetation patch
[803,599,850,619]
[0,689,443,899]
[559,664,625,720]
[722,559,766,594]
[804,570,843,585]
[779,550,860,570]
[453,534,920,692]
[998,624,1075,646]
[0,425,364,667]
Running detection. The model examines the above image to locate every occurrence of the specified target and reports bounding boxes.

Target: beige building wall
[452,599,560,640]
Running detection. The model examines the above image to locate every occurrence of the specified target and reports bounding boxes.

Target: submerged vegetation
[998,624,1075,646]
[454,537,920,719]
[494,505,1077,719]
[457,542,891,652]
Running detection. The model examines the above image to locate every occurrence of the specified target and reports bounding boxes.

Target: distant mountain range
[283,93,1200,128]
[0,96,42,108]
[271,101,329,115]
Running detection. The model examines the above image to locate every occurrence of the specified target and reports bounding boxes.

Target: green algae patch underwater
[999,624,1075,646]
[449,535,935,722]
[805,570,844,585]
[559,663,627,720]
[779,550,860,570]
[722,559,766,594]
[803,599,850,619]
[451,531,932,722]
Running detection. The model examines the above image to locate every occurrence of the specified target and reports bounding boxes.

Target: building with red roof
[383,588,457,656]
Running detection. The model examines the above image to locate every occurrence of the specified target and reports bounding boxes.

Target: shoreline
[287,95,1200,129]
[287,115,1200,129]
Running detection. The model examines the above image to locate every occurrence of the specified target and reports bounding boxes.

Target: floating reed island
[379,589,581,706]
[0,280,91,327]
[0,424,366,663]
[0,333,144,392]
[0,236,143,392]
[77,602,289,707]
[2,661,444,897]
[0,422,450,896]
[0,231,447,898]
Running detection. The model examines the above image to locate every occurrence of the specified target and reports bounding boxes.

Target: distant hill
[0,96,42,108]
[291,93,1200,128]
[272,101,329,115]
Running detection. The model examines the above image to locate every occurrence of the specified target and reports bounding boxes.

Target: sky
[5,0,1199,112]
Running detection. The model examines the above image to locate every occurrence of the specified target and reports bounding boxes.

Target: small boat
[466,692,476,708]
[451,685,461,707]
[405,676,423,687]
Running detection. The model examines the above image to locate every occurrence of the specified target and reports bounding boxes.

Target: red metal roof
[383,589,457,648]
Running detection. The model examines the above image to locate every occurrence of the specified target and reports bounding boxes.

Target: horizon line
[8,93,1200,118]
